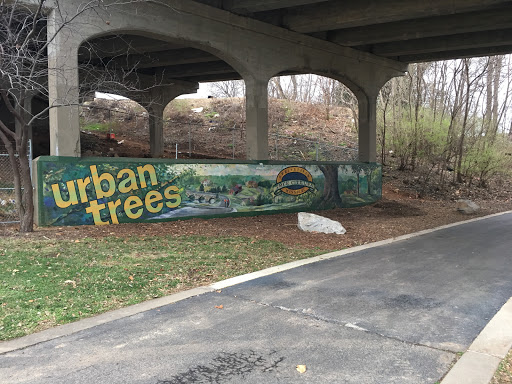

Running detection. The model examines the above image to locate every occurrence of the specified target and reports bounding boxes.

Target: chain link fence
[164,120,247,160]
[80,101,358,161]
[166,124,358,161]
[0,140,32,224]
[0,154,19,223]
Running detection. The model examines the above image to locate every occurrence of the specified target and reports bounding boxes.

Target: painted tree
[317,164,342,208]
[350,163,365,197]
[362,164,378,195]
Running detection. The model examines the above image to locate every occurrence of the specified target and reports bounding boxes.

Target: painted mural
[34,157,382,227]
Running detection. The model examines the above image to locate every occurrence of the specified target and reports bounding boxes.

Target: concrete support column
[357,90,378,163]
[245,76,269,160]
[47,9,80,157]
[134,82,198,158]
[147,104,165,158]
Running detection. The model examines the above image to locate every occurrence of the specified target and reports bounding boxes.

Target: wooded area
[210,55,512,193]
[379,56,512,191]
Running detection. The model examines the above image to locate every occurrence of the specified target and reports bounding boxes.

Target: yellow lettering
[85,200,110,225]
[117,168,138,193]
[124,196,143,219]
[145,191,163,213]
[164,185,181,209]
[108,199,122,224]
[90,165,115,199]
[76,177,91,203]
[137,164,157,189]
[51,181,78,208]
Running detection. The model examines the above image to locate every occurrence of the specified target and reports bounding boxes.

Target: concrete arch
[77,31,250,83]
[266,69,381,163]
[80,95,151,157]
[76,28,249,159]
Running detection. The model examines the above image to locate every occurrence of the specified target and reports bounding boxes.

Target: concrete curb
[441,297,512,384]
[1,210,511,356]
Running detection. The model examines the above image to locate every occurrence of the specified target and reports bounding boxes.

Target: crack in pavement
[228,294,458,356]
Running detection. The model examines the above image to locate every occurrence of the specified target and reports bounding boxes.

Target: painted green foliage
[36,157,382,226]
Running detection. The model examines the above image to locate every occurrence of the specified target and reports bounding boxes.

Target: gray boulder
[297,212,346,234]
[456,199,480,214]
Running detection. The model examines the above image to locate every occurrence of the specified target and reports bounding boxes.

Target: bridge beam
[282,0,510,33]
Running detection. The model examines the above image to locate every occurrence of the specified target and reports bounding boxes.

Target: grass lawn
[0,235,324,341]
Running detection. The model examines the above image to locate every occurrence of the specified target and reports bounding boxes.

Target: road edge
[441,297,512,384]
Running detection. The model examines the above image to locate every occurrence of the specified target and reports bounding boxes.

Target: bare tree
[0,0,163,232]
[208,80,245,98]
[0,1,56,232]
[378,56,512,190]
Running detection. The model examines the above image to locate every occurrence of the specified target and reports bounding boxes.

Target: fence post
[189,126,192,158]
[275,134,279,160]
[232,124,236,159]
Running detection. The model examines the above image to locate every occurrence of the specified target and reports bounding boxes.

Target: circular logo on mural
[272,166,316,196]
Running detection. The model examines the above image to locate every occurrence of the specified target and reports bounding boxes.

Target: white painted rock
[456,199,480,214]
[297,212,346,235]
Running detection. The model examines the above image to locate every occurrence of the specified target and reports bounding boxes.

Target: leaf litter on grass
[0,235,323,340]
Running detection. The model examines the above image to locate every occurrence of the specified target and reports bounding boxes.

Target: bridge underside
[11,0,512,163]
[196,0,512,63]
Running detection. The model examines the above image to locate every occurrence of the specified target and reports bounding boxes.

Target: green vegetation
[204,111,219,119]
[378,59,512,192]
[81,122,116,132]
[0,235,323,340]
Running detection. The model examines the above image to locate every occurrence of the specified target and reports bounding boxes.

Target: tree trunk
[485,56,494,137]
[456,65,471,183]
[272,78,287,99]
[290,75,298,101]
[18,144,34,232]
[0,91,34,232]
[318,165,343,208]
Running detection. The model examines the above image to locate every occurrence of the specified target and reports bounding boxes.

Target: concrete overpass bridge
[5,0,512,162]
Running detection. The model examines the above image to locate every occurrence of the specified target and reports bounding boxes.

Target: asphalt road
[1,212,512,384]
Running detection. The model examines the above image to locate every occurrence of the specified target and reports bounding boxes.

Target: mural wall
[34,157,382,226]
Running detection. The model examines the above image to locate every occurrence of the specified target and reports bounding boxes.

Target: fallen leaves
[214,305,223,309]
[63,280,77,288]
[296,364,307,373]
